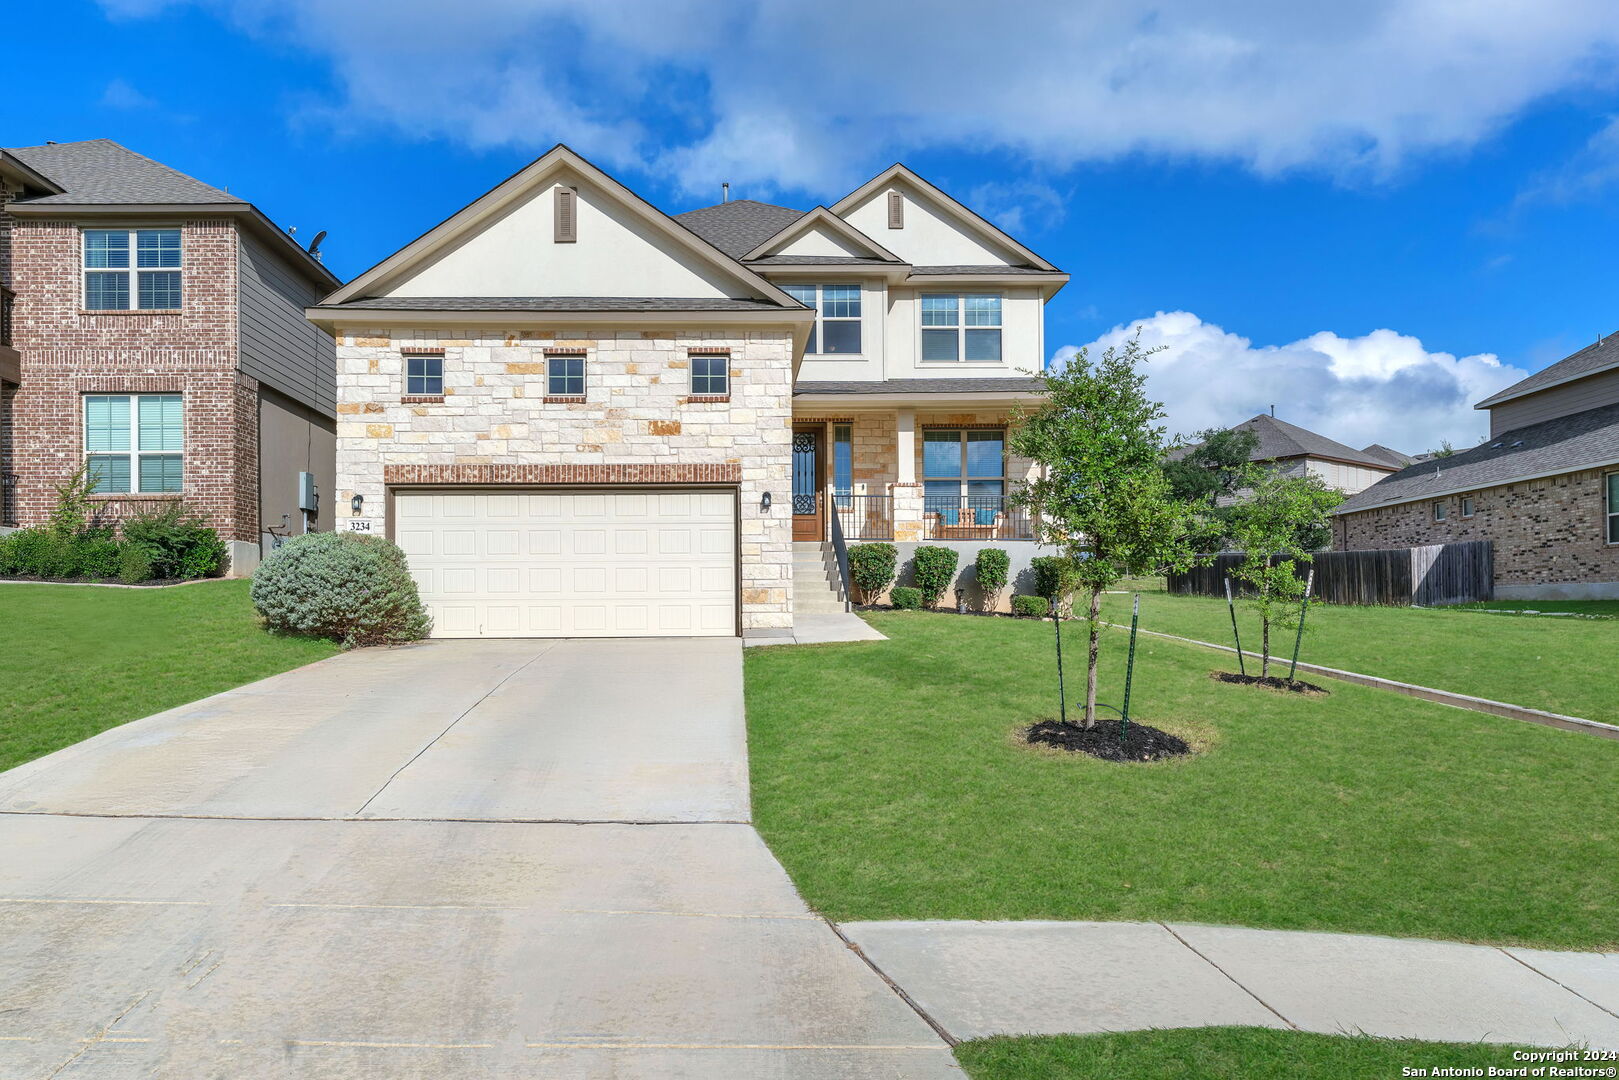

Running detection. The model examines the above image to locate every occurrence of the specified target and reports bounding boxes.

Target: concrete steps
[793,542,848,615]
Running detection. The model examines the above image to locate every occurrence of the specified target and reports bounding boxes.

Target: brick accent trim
[75,376,186,393]
[400,395,445,404]
[542,347,589,355]
[383,463,742,485]
[685,395,731,404]
[794,416,856,423]
[920,422,1009,430]
[542,395,588,404]
[399,347,445,356]
[687,347,732,355]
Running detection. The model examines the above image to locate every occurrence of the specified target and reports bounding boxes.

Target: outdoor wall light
[760,491,772,512]
[350,493,364,517]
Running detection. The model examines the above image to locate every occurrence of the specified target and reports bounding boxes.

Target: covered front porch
[790,401,1041,544]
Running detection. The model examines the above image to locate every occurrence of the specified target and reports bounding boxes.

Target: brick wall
[1335,466,1619,588]
[334,326,795,630]
[5,217,257,541]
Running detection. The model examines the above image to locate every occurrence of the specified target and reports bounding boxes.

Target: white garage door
[393,488,737,638]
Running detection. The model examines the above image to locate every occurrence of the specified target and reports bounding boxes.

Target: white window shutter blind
[555,187,577,243]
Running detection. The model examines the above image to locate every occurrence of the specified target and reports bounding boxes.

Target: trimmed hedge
[1011,594,1050,618]
[975,548,1011,607]
[848,542,898,603]
[251,532,431,648]
[911,545,959,608]
[1031,555,1083,602]
[889,586,924,610]
[122,503,227,580]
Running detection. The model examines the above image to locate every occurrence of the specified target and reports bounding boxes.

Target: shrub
[889,586,924,610]
[975,548,1011,608]
[122,503,228,580]
[74,533,123,580]
[251,531,432,648]
[847,542,898,603]
[0,527,72,578]
[117,544,155,585]
[1031,555,1083,608]
[911,545,959,608]
[1011,594,1050,618]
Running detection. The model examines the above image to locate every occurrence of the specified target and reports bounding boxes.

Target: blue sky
[12,0,1619,452]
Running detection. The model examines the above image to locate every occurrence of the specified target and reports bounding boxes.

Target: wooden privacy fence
[1167,541,1493,606]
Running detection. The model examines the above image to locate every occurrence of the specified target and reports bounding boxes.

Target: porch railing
[922,494,1033,541]
[834,493,894,540]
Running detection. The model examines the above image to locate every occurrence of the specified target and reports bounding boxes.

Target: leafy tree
[1010,334,1195,728]
[1224,470,1338,677]
[1164,426,1261,552]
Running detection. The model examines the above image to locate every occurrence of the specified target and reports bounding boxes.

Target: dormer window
[83,228,182,310]
[922,294,1001,363]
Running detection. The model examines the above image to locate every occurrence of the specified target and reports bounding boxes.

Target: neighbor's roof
[795,377,1046,396]
[1182,414,1398,470]
[1359,443,1416,469]
[1336,400,1619,514]
[323,296,796,313]
[1475,334,1619,409]
[5,138,238,205]
[675,199,805,258]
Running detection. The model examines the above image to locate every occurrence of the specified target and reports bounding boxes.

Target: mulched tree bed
[1211,671,1329,695]
[1025,718,1192,763]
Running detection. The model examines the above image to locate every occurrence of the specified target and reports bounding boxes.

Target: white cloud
[967,180,1068,237]
[1057,311,1528,455]
[1516,115,1619,205]
[100,78,155,110]
[97,0,1619,196]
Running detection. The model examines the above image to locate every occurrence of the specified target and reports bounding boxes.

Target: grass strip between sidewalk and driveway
[1098,587,1617,724]
[745,610,1619,950]
[953,1027,1555,1080]
[1,580,338,773]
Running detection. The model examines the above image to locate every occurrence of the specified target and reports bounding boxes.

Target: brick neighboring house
[1334,337,1619,600]
[306,145,1067,639]
[0,139,340,572]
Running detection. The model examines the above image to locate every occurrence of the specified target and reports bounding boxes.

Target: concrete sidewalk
[841,920,1619,1049]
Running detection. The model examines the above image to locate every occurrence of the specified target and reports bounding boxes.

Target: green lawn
[1452,598,1619,617]
[1098,589,1617,723]
[745,611,1619,949]
[954,1028,1553,1080]
[1,580,337,772]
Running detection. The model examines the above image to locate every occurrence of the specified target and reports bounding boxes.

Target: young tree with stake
[1010,335,1195,729]
[1224,468,1339,677]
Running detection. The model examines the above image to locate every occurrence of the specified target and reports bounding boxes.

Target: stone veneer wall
[334,326,795,631]
[1334,465,1619,593]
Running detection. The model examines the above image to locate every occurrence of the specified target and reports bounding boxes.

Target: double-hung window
[547,354,585,398]
[921,294,1001,363]
[923,429,1004,525]
[784,284,861,354]
[1607,473,1619,544]
[84,229,182,310]
[691,354,730,396]
[84,394,183,494]
[405,354,443,396]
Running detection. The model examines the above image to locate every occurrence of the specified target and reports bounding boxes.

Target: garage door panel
[396,488,737,638]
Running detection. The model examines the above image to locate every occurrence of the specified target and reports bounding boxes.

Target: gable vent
[887,190,904,229]
[554,186,577,243]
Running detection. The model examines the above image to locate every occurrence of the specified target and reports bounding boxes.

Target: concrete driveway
[0,639,957,1079]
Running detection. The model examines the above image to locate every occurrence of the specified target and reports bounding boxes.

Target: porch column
[891,407,923,542]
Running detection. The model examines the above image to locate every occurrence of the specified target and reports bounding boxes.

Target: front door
[792,427,823,541]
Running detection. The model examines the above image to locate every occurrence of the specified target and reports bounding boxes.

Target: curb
[1108,622,1619,741]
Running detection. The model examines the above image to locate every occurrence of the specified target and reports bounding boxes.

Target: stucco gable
[744,206,903,263]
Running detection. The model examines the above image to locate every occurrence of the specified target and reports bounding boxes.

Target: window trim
[689,351,731,399]
[1460,496,1475,519]
[83,392,184,495]
[82,227,183,312]
[784,283,862,356]
[922,427,1007,523]
[920,293,1003,364]
[404,352,444,397]
[544,352,587,401]
[1606,471,1619,545]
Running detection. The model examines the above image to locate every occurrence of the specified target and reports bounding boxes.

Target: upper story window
[405,354,443,396]
[84,393,183,494]
[691,353,730,397]
[84,229,182,311]
[547,354,586,398]
[784,284,861,354]
[922,294,1001,363]
[1607,472,1618,544]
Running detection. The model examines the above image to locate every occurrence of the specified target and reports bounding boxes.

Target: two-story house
[1334,336,1619,599]
[0,139,340,571]
[306,146,1066,639]
[1171,413,1405,499]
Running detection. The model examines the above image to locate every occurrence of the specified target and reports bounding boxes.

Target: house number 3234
[345,519,373,533]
